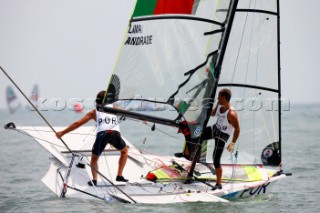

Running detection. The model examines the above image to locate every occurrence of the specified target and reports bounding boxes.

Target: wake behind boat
[2,0,291,204]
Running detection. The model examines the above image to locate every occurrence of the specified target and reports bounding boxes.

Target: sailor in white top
[215,105,235,136]
[56,90,129,186]
[202,89,240,190]
[96,106,120,133]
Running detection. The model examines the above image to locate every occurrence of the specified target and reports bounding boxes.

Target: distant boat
[73,102,83,113]
[28,84,39,110]
[6,86,21,113]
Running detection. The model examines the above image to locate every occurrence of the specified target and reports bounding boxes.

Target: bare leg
[91,154,99,180]
[216,167,222,185]
[117,146,128,176]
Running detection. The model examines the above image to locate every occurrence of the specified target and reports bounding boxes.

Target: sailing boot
[174,152,184,158]
[212,184,222,190]
[87,180,97,186]
[116,176,128,182]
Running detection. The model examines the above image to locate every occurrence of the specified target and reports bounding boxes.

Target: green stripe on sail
[177,100,188,114]
[132,0,157,18]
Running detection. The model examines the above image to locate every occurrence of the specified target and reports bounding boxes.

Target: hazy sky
[0,0,319,111]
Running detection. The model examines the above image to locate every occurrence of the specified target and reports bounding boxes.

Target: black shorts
[201,125,230,168]
[92,130,126,156]
[201,125,230,142]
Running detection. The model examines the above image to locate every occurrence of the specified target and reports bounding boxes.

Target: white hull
[19,126,286,203]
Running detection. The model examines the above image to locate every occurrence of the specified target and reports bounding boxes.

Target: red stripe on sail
[153,0,195,15]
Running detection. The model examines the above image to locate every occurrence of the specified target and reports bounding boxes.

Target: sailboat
[26,84,39,110]
[6,86,21,113]
[4,0,291,203]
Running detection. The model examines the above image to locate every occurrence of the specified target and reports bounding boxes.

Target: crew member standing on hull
[56,89,129,186]
[202,88,240,190]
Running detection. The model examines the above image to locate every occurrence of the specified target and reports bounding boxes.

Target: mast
[186,0,239,181]
[277,0,282,165]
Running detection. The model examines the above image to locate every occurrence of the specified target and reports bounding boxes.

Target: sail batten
[131,16,224,26]
[236,9,277,16]
[218,83,279,93]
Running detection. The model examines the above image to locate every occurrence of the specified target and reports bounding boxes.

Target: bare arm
[113,104,125,110]
[211,103,219,116]
[56,110,95,139]
[228,110,240,143]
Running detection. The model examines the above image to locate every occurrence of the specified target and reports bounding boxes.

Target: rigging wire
[8,127,67,149]
[8,125,123,198]
[13,126,96,152]
[100,150,118,196]
[57,159,117,200]
[25,117,189,199]
[225,0,254,186]
[0,66,73,153]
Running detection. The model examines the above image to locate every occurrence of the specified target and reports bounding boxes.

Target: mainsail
[103,0,236,138]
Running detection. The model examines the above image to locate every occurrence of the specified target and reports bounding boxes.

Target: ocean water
[0,104,319,213]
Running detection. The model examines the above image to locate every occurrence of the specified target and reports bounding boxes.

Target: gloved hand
[227,142,236,153]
